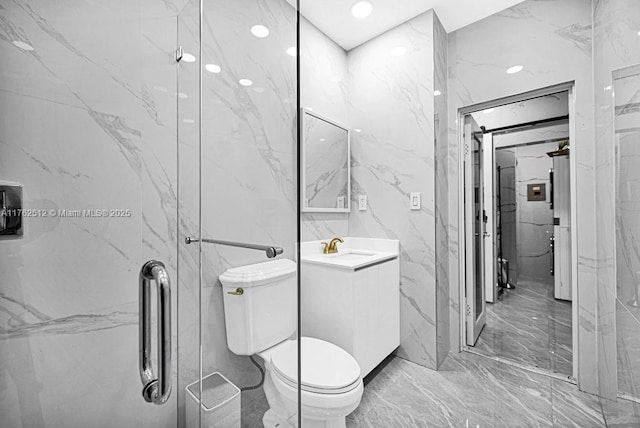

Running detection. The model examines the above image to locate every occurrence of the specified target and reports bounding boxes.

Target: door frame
[457,82,579,381]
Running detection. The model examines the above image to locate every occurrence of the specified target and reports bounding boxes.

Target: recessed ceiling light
[637,30,640,36]
[320,138,325,141]
[434,90,442,96]
[205,63,221,73]
[286,46,297,57]
[482,108,495,114]
[391,46,407,57]
[182,53,196,63]
[351,1,373,19]
[251,25,270,38]
[239,79,253,87]
[506,65,523,74]
[12,40,34,51]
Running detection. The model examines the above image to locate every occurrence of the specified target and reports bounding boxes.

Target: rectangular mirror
[301,108,350,212]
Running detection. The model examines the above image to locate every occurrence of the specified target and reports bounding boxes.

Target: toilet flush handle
[227,287,244,296]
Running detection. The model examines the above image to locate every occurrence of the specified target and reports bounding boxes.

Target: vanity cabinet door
[353,260,400,377]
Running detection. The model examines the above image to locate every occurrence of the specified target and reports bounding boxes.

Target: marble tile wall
[496,148,518,285]
[447,0,596,393]
[299,17,350,241]
[513,142,556,284]
[433,13,450,368]
[0,0,188,426]
[348,10,444,369]
[593,0,640,400]
[614,76,640,398]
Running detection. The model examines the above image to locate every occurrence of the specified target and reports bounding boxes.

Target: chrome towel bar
[185,237,284,259]
[139,260,172,405]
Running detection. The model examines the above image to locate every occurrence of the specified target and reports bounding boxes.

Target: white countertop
[300,237,399,270]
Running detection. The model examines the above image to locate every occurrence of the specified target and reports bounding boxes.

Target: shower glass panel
[177,0,300,426]
[614,64,640,398]
[0,1,182,426]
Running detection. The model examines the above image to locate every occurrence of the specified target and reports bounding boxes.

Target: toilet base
[262,409,295,428]
[262,408,347,428]
[261,368,352,428]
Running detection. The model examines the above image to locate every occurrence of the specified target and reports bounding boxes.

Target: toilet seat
[268,337,361,395]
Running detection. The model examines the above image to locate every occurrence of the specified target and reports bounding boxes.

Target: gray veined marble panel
[598,0,640,399]
[514,142,556,284]
[348,10,440,369]
[475,280,573,377]
[434,12,450,368]
[299,16,350,241]
[348,351,611,427]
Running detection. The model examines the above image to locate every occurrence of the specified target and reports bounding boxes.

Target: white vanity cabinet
[301,254,400,378]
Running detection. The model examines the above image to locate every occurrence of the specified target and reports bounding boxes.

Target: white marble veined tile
[348,10,439,369]
[595,0,640,398]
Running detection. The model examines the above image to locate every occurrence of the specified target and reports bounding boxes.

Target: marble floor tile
[616,299,640,397]
[474,279,573,377]
[241,389,269,428]
[600,396,640,428]
[348,352,623,427]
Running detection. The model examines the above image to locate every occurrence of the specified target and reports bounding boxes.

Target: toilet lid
[270,337,361,393]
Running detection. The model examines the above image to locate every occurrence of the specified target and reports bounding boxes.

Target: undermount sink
[301,238,398,270]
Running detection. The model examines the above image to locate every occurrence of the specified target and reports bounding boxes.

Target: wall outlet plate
[410,192,421,210]
[336,196,345,209]
[358,194,367,211]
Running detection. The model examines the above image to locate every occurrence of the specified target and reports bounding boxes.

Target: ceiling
[294,0,526,51]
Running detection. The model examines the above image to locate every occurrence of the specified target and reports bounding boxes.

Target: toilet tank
[219,259,297,355]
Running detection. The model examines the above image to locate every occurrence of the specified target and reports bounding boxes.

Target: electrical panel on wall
[527,183,546,201]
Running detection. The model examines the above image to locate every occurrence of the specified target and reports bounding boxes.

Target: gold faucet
[322,237,344,254]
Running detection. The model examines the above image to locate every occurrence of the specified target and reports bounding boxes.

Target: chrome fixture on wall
[138,260,172,405]
[184,237,283,259]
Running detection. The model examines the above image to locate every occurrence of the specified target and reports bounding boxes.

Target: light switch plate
[410,192,421,210]
[358,194,367,211]
[336,196,345,209]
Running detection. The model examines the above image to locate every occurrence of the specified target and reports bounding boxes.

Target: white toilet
[220,259,363,428]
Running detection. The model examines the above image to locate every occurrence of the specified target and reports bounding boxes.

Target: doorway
[460,85,578,380]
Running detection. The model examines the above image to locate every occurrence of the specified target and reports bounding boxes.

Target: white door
[464,115,487,345]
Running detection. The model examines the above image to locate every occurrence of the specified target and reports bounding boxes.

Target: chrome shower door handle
[139,260,172,405]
